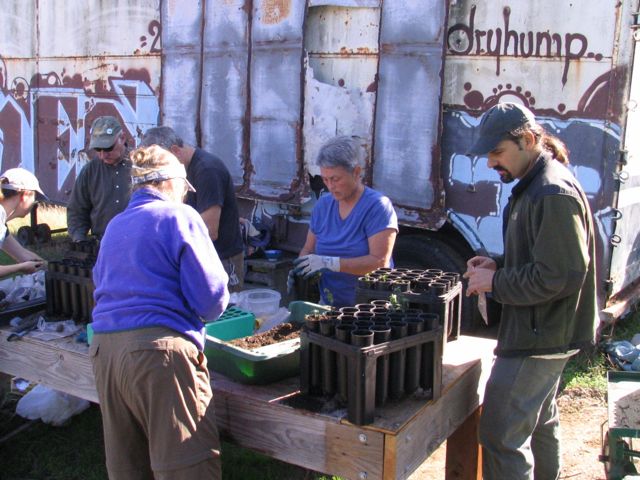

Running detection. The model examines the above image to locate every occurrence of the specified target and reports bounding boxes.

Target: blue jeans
[479,355,569,480]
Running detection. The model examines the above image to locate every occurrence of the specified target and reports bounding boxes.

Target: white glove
[293,254,340,279]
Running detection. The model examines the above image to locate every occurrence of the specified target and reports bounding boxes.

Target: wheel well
[393,225,482,331]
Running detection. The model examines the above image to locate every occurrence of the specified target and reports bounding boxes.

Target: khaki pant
[89,327,221,480]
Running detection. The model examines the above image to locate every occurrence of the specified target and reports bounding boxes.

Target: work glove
[292,254,340,279]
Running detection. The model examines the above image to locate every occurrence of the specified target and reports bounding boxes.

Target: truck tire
[16,226,34,246]
[392,234,480,331]
[34,223,52,244]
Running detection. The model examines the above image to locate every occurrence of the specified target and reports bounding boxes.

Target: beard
[494,168,515,184]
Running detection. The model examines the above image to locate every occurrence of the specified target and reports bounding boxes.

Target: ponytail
[509,123,570,165]
[541,134,569,165]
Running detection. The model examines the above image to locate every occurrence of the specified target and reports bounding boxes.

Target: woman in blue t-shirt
[292,136,398,307]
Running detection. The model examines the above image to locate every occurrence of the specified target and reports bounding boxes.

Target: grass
[559,309,640,394]
[0,400,335,480]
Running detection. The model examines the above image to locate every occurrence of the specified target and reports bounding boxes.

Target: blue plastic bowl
[264,249,282,261]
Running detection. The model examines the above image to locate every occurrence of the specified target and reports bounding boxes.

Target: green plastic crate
[205,306,256,341]
[204,301,330,384]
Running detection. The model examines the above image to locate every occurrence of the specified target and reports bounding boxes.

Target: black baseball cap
[467,103,537,155]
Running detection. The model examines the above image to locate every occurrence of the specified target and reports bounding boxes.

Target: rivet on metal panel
[612,171,629,183]
[358,433,368,443]
[358,472,368,480]
[611,209,623,221]
[618,149,628,166]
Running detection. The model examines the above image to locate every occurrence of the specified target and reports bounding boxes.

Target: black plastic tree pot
[335,323,354,403]
[372,324,391,406]
[305,315,323,394]
[405,317,424,394]
[319,319,336,396]
[388,320,408,400]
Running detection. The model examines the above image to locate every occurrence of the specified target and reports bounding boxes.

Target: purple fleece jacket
[91,188,229,350]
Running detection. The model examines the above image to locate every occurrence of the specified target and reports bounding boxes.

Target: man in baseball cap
[463,102,597,479]
[467,102,538,157]
[0,168,47,200]
[88,116,123,150]
[0,168,47,276]
[66,115,132,241]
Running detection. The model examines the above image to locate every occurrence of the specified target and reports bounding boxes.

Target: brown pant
[89,327,221,480]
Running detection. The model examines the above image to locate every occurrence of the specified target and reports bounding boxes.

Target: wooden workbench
[0,327,495,480]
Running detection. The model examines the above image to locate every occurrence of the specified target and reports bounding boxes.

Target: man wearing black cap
[463,103,598,479]
[66,116,132,242]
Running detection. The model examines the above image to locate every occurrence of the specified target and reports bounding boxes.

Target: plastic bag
[16,384,90,426]
[477,292,488,325]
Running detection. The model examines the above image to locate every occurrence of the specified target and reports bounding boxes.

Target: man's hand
[466,256,497,271]
[292,254,340,279]
[463,256,497,297]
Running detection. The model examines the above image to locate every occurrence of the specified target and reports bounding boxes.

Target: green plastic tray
[87,306,255,345]
[205,306,255,341]
[204,301,330,384]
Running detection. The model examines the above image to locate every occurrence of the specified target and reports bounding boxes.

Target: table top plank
[0,327,496,480]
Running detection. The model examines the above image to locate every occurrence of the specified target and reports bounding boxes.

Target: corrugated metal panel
[0,0,160,204]
[444,0,618,115]
[248,0,306,199]
[161,0,202,145]
[610,29,640,296]
[1,3,36,57]
[303,5,379,176]
[309,0,379,6]
[440,0,635,301]
[39,0,159,57]
[372,0,447,223]
[199,0,249,185]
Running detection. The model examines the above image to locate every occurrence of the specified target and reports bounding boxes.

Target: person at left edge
[90,145,229,479]
[66,116,132,242]
[0,168,47,276]
[292,135,398,307]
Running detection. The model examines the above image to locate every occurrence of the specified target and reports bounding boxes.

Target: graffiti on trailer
[447,6,604,85]
[442,110,618,257]
[0,66,159,202]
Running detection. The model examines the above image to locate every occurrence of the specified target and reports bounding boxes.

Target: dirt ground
[410,387,609,479]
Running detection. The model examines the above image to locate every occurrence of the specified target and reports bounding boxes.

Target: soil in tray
[228,322,301,349]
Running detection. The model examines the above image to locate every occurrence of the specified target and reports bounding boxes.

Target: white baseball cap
[0,168,48,200]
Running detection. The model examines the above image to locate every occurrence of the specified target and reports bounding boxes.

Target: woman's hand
[293,254,340,278]
[18,260,46,274]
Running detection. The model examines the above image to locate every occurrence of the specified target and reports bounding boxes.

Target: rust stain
[260,0,291,25]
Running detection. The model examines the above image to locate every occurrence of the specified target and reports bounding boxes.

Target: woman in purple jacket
[90,145,229,480]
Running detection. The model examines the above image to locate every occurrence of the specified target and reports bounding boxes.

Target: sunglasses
[94,144,116,153]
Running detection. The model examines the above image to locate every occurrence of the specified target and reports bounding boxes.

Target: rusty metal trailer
[1,0,639,326]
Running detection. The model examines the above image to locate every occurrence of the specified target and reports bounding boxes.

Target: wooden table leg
[445,406,482,480]
[0,372,12,406]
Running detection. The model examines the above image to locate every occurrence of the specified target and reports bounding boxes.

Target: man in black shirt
[140,127,244,291]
